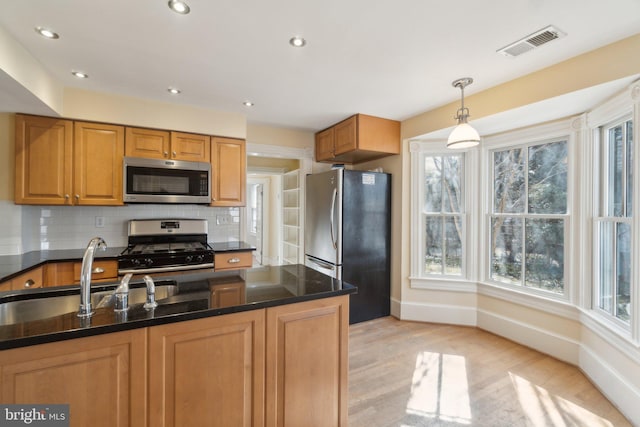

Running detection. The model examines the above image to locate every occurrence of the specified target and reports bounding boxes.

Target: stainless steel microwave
[123,157,211,204]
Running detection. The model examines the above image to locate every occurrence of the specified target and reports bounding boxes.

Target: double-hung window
[489,139,568,295]
[411,141,473,287]
[595,117,633,324]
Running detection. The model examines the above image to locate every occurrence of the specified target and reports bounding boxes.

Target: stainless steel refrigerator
[305,169,391,324]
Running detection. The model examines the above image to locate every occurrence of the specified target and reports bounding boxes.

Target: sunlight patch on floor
[404,351,472,425]
[510,373,615,427]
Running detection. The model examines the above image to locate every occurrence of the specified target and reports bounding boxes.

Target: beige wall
[402,33,640,139]
[63,88,246,138]
[246,123,314,149]
[0,113,14,201]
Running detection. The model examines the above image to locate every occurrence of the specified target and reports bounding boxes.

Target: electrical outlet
[95,216,105,228]
[216,215,230,225]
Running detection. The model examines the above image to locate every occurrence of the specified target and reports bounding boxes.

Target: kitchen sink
[0,282,179,326]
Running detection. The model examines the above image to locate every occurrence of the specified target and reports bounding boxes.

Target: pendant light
[447,77,480,149]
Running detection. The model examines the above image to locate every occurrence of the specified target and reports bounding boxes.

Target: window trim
[480,118,577,303]
[409,140,478,287]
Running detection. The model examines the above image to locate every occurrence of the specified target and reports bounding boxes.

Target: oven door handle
[118,263,214,275]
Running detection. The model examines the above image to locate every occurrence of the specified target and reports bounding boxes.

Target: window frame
[409,140,478,288]
[592,115,634,330]
[479,119,576,303]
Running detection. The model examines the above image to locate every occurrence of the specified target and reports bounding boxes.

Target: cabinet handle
[163,151,169,157]
[24,279,35,288]
[172,151,177,157]
[92,267,105,274]
[227,257,240,264]
[65,194,70,199]
[75,194,80,200]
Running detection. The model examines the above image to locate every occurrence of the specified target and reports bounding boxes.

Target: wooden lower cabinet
[0,296,349,427]
[0,329,147,427]
[214,251,253,271]
[265,295,349,427]
[43,260,118,287]
[0,266,44,291]
[148,310,265,427]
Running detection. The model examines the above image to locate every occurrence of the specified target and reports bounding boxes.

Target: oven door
[123,157,211,204]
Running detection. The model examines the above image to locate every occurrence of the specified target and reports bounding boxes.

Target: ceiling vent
[497,25,566,57]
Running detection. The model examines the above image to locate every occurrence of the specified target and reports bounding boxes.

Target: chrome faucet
[143,275,158,310]
[78,237,107,318]
[114,273,132,312]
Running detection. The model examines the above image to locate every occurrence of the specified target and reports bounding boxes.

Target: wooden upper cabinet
[211,136,246,207]
[314,114,400,164]
[15,115,124,206]
[125,128,210,162]
[74,121,125,206]
[15,114,73,205]
[315,127,335,162]
[170,131,210,162]
[333,115,358,156]
[125,127,170,159]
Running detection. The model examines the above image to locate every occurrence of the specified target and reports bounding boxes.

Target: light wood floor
[349,317,632,427]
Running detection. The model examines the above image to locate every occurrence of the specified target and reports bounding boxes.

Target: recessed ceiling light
[289,36,306,48]
[35,27,59,39]
[168,0,190,14]
[71,71,88,79]
[168,87,181,94]
[243,101,254,107]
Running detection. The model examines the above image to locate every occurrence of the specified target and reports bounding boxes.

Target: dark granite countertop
[0,242,256,283]
[0,264,356,350]
[210,241,256,252]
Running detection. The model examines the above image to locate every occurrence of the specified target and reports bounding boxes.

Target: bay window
[489,140,568,295]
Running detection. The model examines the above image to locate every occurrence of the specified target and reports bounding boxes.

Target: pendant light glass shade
[447,123,481,148]
[447,77,480,149]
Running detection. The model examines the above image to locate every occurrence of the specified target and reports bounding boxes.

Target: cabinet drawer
[9,267,44,290]
[72,260,118,283]
[214,251,253,271]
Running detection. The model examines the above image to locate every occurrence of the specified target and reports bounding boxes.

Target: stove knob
[144,258,154,266]
[196,254,205,262]
[185,255,193,263]
[132,259,141,266]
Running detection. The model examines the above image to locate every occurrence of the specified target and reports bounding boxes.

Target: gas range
[118,219,214,275]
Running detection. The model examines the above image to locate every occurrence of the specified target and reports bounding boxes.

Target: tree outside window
[423,155,464,275]
[490,140,568,294]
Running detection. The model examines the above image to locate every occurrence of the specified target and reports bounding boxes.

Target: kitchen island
[0,265,354,427]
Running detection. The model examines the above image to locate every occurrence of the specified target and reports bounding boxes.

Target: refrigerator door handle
[330,188,338,249]
[307,256,336,271]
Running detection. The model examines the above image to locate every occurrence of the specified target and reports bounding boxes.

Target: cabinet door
[148,310,265,427]
[333,115,358,156]
[315,127,335,162]
[125,127,170,159]
[170,131,210,162]
[15,114,73,205]
[74,122,125,206]
[9,266,43,290]
[210,281,246,308]
[211,137,246,206]
[44,262,75,287]
[265,295,349,427]
[0,329,147,427]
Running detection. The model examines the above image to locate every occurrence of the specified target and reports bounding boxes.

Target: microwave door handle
[329,188,338,250]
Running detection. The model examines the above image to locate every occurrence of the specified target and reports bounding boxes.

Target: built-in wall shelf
[282,169,300,265]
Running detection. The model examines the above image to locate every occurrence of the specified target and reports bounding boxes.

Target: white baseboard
[397,300,477,326]
[580,339,640,425]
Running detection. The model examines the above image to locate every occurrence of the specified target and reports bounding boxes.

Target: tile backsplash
[1,201,241,255]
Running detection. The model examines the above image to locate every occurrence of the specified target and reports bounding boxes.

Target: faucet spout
[78,237,107,318]
[143,275,158,310]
